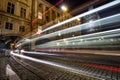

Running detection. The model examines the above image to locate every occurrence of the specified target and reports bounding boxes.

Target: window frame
[5,22,13,30]
[20,7,26,18]
[7,2,15,14]
[19,26,25,32]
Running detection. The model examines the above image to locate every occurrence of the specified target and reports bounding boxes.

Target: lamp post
[29,0,34,51]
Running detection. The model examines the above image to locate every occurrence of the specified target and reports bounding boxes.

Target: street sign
[36,26,42,34]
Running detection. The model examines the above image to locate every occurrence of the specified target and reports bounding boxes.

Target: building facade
[0,0,32,38]
[0,0,74,37]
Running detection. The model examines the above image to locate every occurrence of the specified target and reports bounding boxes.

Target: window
[39,3,43,7]
[46,7,49,10]
[20,8,26,18]
[7,2,15,14]
[5,22,13,30]
[19,26,25,32]
[52,11,55,20]
[46,15,49,22]
[58,13,60,17]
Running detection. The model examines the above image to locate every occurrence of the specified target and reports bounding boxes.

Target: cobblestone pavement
[0,53,20,80]
[6,64,21,80]
[0,50,44,80]
[1,50,120,80]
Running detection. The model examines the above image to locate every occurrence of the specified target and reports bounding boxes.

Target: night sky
[46,0,114,15]
[46,0,88,10]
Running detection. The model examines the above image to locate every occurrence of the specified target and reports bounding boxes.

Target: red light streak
[32,0,63,25]
[83,63,120,73]
[35,48,120,73]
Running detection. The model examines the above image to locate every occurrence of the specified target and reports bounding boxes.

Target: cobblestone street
[0,51,44,80]
[0,51,20,80]
[6,64,20,80]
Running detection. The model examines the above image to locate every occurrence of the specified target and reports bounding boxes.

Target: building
[0,0,33,48]
[31,0,81,40]
[0,0,83,50]
[0,0,74,49]
[29,0,74,36]
[0,0,32,37]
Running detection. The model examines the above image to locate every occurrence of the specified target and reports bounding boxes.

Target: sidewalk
[0,51,21,80]
[6,64,21,80]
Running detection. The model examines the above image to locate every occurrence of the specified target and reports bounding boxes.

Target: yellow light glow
[61,5,68,12]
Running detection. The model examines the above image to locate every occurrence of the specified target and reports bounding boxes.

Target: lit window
[7,2,15,14]
[20,8,26,18]
[5,22,13,30]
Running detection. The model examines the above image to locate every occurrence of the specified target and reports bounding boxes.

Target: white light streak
[36,29,120,48]
[10,51,103,79]
[57,43,60,46]
[16,1,120,47]
[21,50,56,56]
[42,1,120,32]
[34,14,120,43]
[58,32,61,36]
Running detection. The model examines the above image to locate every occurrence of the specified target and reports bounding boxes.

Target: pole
[30,0,33,51]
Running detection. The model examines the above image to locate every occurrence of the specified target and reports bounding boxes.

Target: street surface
[10,50,120,80]
[0,49,120,80]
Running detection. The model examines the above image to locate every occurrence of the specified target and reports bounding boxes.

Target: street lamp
[61,5,68,12]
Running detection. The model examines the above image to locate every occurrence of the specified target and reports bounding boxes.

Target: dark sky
[46,0,88,10]
[46,0,114,15]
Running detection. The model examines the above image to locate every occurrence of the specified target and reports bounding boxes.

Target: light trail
[83,63,120,73]
[36,32,120,49]
[10,51,104,79]
[35,48,120,56]
[32,0,63,24]
[42,0,120,32]
[16,1,120,47]
[38,31,120,45]
[16,0,63,45]
[41,28,120,44]
[11,51,61,67]
[21,50,58,56]
[36,28,120,49]
[10,51,120,79]
[34,13,120,42]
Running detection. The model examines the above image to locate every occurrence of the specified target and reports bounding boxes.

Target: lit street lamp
[61,5,68,12]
